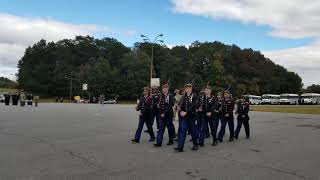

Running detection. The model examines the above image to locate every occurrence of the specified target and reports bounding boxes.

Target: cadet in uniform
[151,88,160,130]
[131,87,155,143]
[196,90,205,140]
[154,84,175,147]
[173,89,182,121]
[234,95,250,139]
[198,86,219,146]
[174,84,198,152]
[217,90,235,142]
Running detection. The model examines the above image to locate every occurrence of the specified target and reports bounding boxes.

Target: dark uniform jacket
[158,93,175,118]
[180,93,198,118]
[200,95,217,115]
[137,95,152,115]
[236,101,250,121]
[196,95,205,119]
[214,98,223,117]
[151,94,160,113]
[222,98,235,119]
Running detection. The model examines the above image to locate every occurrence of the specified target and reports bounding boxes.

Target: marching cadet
[174,84,198,152]
[174,88,185,142]
[217,90,235,142]
[154,84,175,147]
[234,95,250,139]
[216,92,223,124]
[213,92,223,140]
[173,89,182,121]
[198,86,219,146]
[196,90,206,139]
[151,87,160,130]
[131,87,155,143]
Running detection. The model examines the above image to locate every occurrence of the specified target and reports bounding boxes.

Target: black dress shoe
[167,141,174,145]
[246,136,250,139]
[149,138,155,142]
[218,139,223,143]
[154,143,162,147]
[234,135,238,140]
[174,147,183,152]
[131,139,139,143]
[211,141,217,146]
[198,143,204,147]
[191,146,198,151]
[229,138,234,142]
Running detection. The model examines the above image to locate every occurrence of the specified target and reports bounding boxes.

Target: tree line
[16,36,303,100]
[0,77,17,88]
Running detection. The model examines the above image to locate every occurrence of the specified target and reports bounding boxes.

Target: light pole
[140,34,164,83]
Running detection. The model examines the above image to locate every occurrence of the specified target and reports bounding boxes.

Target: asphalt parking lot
[0,103,320,180]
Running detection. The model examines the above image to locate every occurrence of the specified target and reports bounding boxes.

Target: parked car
[104,99,117,104]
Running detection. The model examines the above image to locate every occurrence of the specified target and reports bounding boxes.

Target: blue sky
[0,0,319,86]
[0,0,310,50]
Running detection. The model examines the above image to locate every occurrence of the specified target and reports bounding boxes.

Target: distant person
[20,93,26,107]
[99,94,105,105]
[234,95,250,139]
[4,94,10,106]
[34,96,39,107]
[27,94,33,106]
[12,94,19,105]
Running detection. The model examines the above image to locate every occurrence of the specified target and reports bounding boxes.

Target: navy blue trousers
[218,116,234,142]
[177,116,198,149]
[134,114,155,141]
[235,117,250,138]
[156,115,175,144]
[199,115,219,144]
[151,110,160,129]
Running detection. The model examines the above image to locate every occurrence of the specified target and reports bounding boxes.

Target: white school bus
[300,93,320,105]
[279,93,299,105]
[261,94,280,105]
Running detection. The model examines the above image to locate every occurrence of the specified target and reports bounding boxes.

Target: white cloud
[0,13,111,80]
[123,30,137,37]
[171,0,320,86]
[263,42,320,86]
[165,43,190,49]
